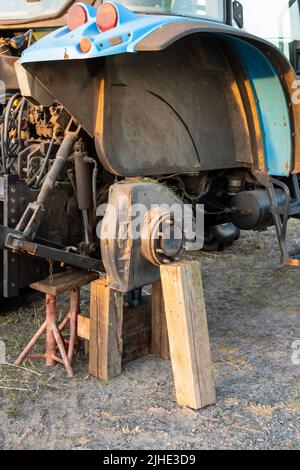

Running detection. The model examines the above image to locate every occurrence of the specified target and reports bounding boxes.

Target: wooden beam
[79,297,152,364]
[31,270,98,296]
[122,297,151,364]
[160,260,216,409]
[88,278,123,381]
[151,280,170,360]
[77,315,90,341]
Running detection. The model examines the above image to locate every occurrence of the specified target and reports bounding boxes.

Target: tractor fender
[137,21,300,176]
[19,2,300,176]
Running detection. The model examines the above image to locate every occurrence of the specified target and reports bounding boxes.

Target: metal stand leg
[68,289,80,363]
[51,323,74,378]
[46,294,57,367]
[15,289,81,378]
[15,320,47,365]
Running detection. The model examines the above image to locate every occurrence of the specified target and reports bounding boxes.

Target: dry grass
[217,344,238,354]
[216,343,253,371]
[286,389,300,414]
[246,403,275,416]
[0,298,69,418]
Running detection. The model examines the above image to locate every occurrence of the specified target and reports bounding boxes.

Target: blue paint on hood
[21,1,201,63]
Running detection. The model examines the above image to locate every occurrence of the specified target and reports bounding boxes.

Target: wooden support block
[77,315,90,340]
[88,278,124,381]
[122,297,151,364]
[151,280,170,360]
[160,260,216,410]
[78,297,152,364]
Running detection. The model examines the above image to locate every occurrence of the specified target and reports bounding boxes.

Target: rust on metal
[109,36,123,47]
[282,258,300,267]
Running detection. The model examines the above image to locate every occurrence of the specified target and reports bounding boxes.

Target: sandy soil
[0,224,299,450]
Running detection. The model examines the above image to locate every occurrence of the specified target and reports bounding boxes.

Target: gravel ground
[0,224,299,450]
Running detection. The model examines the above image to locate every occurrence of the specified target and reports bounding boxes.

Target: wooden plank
[151,280,170,360]
[160,260,216,410]
[30,270,99,295]
[78,297,152,364]
[77,315,90,340]
[122,296,151,364]
[88,278,123,381]
[122,328,151,364]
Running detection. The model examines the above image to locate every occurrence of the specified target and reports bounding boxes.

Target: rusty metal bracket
[255,171,300,266]
[0,225,103,273]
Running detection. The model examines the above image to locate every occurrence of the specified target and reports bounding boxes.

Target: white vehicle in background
[237,0,300,71]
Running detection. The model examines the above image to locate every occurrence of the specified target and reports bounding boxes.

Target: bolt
[14,240,23,249]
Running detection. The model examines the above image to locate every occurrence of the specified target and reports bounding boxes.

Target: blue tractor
[1,1,300,297]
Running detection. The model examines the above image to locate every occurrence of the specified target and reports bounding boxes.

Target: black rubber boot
[204,223,240,252]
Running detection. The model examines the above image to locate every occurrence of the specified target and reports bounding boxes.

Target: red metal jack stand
[15,270,98,378]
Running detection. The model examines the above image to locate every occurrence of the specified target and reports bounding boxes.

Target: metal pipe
[82,209,91,243]
[84,156,98,210]
[34,136,55,188]
[37,133,77,205]
[74,147,93,210]
[225,0,233,25]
